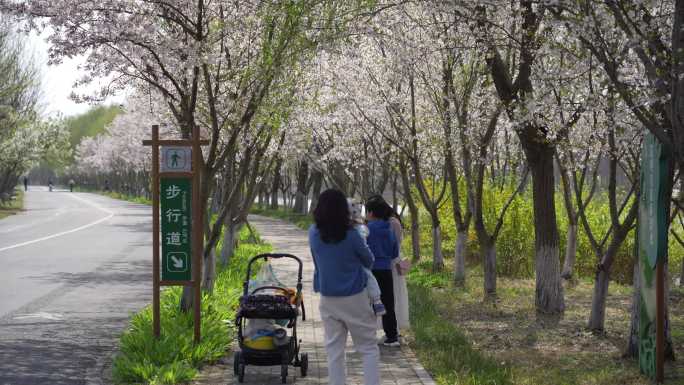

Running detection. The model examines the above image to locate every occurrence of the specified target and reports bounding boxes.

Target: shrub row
[112,228,270,384]
[415,181,683,284]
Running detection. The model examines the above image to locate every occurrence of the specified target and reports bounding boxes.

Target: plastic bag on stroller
[249,260,285,293]
[245,260,296,325]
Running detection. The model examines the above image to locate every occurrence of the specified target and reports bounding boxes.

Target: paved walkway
[194,215,435,385]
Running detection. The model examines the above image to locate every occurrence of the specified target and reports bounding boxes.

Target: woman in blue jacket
[365,197,400,346]
[309,189,380,385]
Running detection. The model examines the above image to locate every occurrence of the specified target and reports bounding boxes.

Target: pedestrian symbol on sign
[161,146,191,172]
[171,151,181,167]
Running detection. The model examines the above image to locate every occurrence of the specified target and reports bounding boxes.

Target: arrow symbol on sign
[171,255,184,269]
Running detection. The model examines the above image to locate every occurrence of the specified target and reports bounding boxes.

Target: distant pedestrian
[48,179,53,192]
[23,177,28,192]
[104,180,110,192]
[69,179,75,192]
[309,189,380,385]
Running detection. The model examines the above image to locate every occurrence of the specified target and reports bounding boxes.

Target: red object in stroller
[233,253,307,383]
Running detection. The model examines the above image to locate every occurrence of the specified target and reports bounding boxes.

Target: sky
[27,30,126,118]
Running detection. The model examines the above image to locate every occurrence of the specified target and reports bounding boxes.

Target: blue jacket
[308,225,375,296]
[366,219,399,270]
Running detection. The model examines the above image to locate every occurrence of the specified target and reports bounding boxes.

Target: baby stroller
[233,253,308,383]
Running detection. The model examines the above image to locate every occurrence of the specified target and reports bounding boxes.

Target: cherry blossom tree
[452,0,567,314]
[550,0,678,357]
[2,1,373,302]
[332,3,454,271]
[73,91,172,194]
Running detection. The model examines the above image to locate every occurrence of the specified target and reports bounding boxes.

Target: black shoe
[382,337,400,347]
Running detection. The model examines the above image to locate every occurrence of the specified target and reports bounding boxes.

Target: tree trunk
[261,187,268,208]
[211,183,222,215]
[557,159,578,281]
[270,161,281,210]
[482,239,497,298]
[309,170,323,214]
[331,163,351,196]
[410,217,420,263]
[392,172,398,211]
[528,147,565,314]
[202,247,216,294]
[454,230,468,286]
[442,58,470,287]
[361,161,372,199]
[681,257,684,287]
[586,206,637,330]
[431,223,444,271]
[625,253,641,358]
[561,224,578,280]
[293,161,309,214]
[399,161,421,262]
[220,219,242,266]
[588,267,610,331]
[664,263,676,360]
[180,286,193,312]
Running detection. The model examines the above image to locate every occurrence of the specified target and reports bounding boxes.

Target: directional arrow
[171,255,184,269]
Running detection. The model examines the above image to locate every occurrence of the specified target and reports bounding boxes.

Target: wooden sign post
[144,124,209,344]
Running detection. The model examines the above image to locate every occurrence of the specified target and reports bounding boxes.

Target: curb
[400,344,436,385]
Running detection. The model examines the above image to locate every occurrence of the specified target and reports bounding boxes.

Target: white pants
[319,289,380,385]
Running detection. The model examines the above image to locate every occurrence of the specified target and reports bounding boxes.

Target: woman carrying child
[308,189,380,385]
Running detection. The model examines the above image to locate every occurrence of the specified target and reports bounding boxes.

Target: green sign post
[161,178,192,281]
[638,131,669,382]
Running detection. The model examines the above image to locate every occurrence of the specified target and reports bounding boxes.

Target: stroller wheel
[281,364,288,383]
[300,353,308,377]
[299,353,309,377]
[233,351,241,375]
[238,362,245,383]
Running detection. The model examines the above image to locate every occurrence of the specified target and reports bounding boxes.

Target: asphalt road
[0,187,152,385]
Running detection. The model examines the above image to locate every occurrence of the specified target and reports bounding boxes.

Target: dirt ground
[428,273,684,385]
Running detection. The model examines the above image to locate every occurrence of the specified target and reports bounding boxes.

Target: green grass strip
[112,229,271,384]
[101,191,152,205]
[408,283,512,385]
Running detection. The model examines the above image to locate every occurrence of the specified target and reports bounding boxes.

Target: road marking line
[0,207,67,234]
[0,194,115,253]
[13,312,64,321]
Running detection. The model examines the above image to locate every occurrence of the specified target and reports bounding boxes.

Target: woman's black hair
[366,194,403,226]
[313,189,351,243]
[365,195,392,220]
